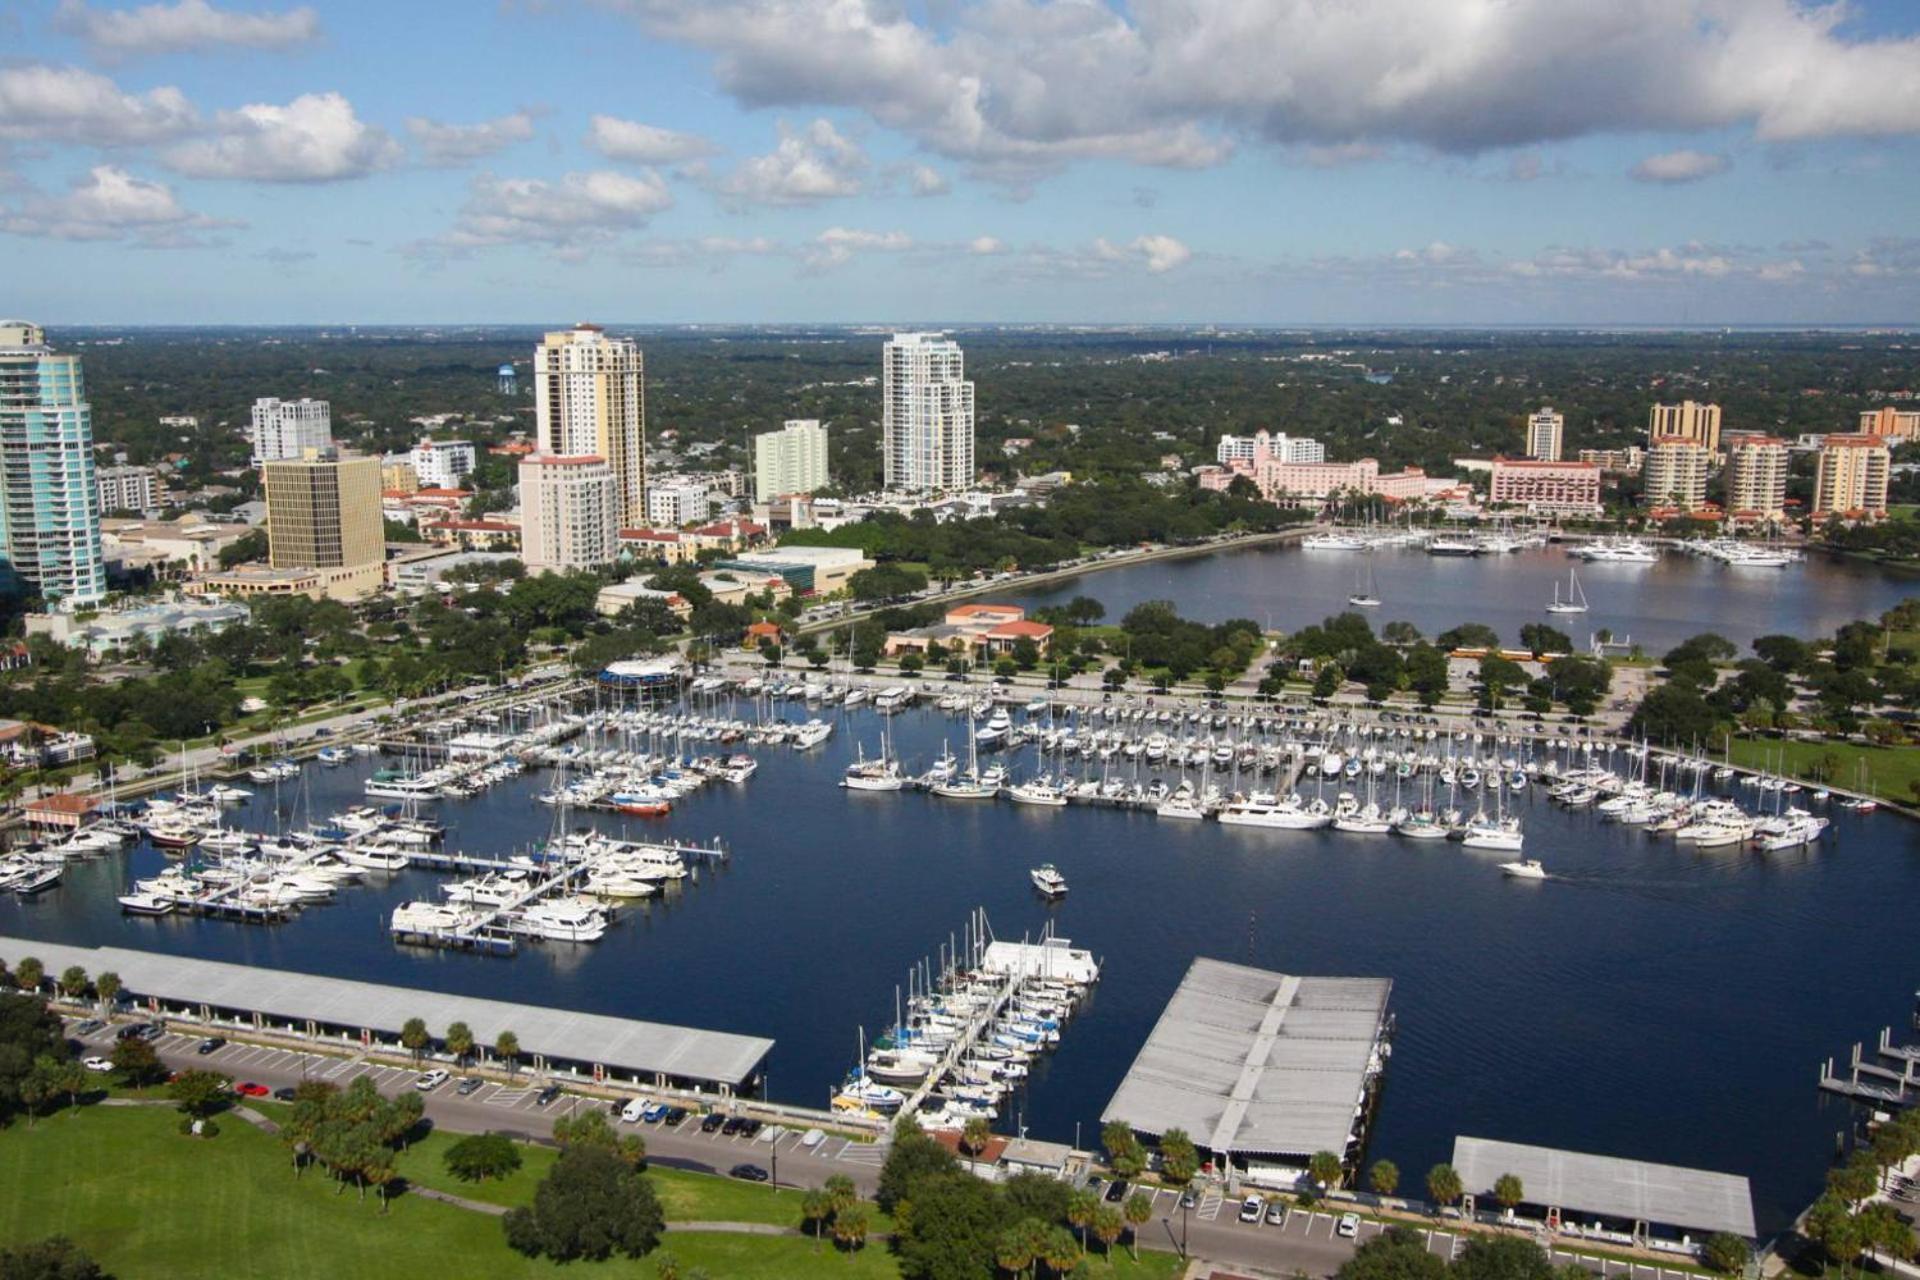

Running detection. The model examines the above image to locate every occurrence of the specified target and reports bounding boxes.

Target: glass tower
[0,321,106,607]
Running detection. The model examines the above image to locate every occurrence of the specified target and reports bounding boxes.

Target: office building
[1489,459,1602,515]
[1723,434,1790,521]
[1525,407,1565,462]
[1860,407,1920,441]
[644,477,714,528]
[0,321,107,606]
[1814,435,1891,518]
[261,448,384,600]
[1577,447,1644,475]
[1642,437,1711,511]
[883,333,975,492]
[1217,431,1323,466]
[409,438,476,489]
[1647,401,1721,454]
[250,397,333,466]
[96,465,158,514]
[534,325,645,529]
[753,419,830,502]
[380,461,419,494]
[519,454,619,571]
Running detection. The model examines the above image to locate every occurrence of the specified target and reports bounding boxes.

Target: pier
[1818,1029,1920,1107]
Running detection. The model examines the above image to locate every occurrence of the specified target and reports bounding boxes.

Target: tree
[57,967,89,1001]
[876,1116,958,1213]
[109,1037,162,1091]
[552,1107,645,1169]
[832,1202,872,1258]
[19,1056,66,1127]
[1122,1191,1152,1261]
[1491,1172,1525,1216]
[1101,1120,1146,1179]
[1337,1225,1449,1280]
[1518,624,1572,659]
[0,1237,109,1280]
[399,1017,430,1065]
[899,653,924,676]
[1040,1225,1080,1277]
[801,1189,831,1253]
[1452,1234,1555,1280]
[1313,663,1345,701]
[1805,1195,1864,1277]
[14,957,44,993]
[1159,1127,1199,1184]
[445,1133,524,1182]
[1476,654,1528,710]
[823,1173,858,1220]
[1437,623,1500,651]
[961,1116,993,1172]
[444,1020,475,1067]
[503,1145,664,1261]
[1309,1149,1345,1190]
[1067,1189,1098,1250]
[1369,1159,1400,1197]
[996,1223,1038,1279]
[494,1030,520,1078]
[93,972,121,1008]
[1091,1205,1125,1259]
[168,1069,231,1123]
[1700,1233,1751,1275]
[1425,1163,1463,1213]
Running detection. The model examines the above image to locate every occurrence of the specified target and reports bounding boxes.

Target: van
[620,1097,648,1124]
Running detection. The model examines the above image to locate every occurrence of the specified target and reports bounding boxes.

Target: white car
[1238,1195,1265,1223]
[82,1056,113,1073]
[414,1068,450,1091]
[1336,1213,1361,1239]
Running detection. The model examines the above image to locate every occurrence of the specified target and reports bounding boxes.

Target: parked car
[1266,1203,1286,1226]
[533,1084,561,1107]
[620,1097,648,1124]
[273,1086,298,1101]
[196,1036,226,1055]
[455,1077,484,1096]
[134,1023,164,1042]
[1336,1213,1361,1239]
[729,1163,770,1182]
[662,1107,688,1127]
[640,1102,668,1124]
[414,1069,450,1091]
[234,1081,270,1097]
[115,1023,155,1041]
[1105,1179,1129,1203]
[82,1056,113,1073]
[720,1116,748,1135]
[72,1019,103,1036]
[1238,1196,1265,1224]
[1179,1190,1197,1210]
[700,1113,727,1134]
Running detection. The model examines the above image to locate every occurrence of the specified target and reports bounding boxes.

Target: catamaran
[1546,567,1588,615]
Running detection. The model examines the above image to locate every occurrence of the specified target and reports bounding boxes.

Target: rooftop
[1451,1136,1755,1238]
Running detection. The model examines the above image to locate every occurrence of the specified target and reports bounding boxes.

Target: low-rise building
[594,580,693,619]
[1577,447,1644,475]
[188,565,330,599]
[25,595,250,658]
[1488,458,1602,516]
[1218,431,1323,466]
[646,476,717,527]
[380,461,420,494]
[617,529,701,566]
[884,603,1054,660]
[420,518,520,552]
[410,438,477,489]
[710,544,872,595]
[1252,455,1426,504]
[700,570,791,607]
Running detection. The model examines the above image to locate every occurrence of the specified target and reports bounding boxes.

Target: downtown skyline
[1,0,1918,325]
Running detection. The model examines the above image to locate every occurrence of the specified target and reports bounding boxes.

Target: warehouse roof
[0,936,771,1088]
[1101,958,1390,1158]
[1451,1137,1755,1238]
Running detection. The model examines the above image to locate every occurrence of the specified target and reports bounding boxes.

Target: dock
[1818,1031,1920,1107]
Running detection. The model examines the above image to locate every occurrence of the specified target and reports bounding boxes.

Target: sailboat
[1546,567,1588,615]
[1347,554,1381,609]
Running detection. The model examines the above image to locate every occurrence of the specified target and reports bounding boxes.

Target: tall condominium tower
[519,454,620,571]
[251,397,333,466]
[0,321,106,606]
[534,324,645,529]
[883,333,975,492]
[1647,401,1721,454]
[753,418,830,502]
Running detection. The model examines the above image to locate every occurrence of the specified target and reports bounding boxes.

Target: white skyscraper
[409,438,476,489]
[250,397,333,466]
[1525,408,1565,462]
[534,324,646,529]
[0,321,107,606]
[519,454,620,571]
[754,418,830,502]
[883,333,974,492]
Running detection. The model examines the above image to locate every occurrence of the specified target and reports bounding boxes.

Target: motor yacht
[1030,864,1068,898]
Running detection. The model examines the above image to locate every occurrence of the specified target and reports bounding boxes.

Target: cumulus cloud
[608,0,1920,186]
[625,235,781,269]
[909,164,950,196]
[1,163,235,245]
[1630,149,1732,184]
[711,118,868,206]
[804,225,910,270]
[163,91,400,181]
[429,168,674,252]
[56,0,320,58]
[586,114,718,164]
[1131,233,1192,273]
[406,111,538,165]
[968,235,1005,255]
[0,64,197,146]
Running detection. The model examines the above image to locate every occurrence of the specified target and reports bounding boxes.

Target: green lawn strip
[1727,735,1920,800]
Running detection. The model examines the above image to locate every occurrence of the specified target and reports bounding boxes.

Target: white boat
[117,890,175,916]
[514,899,607,942]
[390,899,473,934]
[1426,535,1481,556]
[1546,568,1588,615]
[791,718,834,750]
[12,864,62,895]
[1460,815,1524,851]
[1499,859,1547,879]
[1030,864,1068,897]
[208,783,253,803]
[1008,779,1069,807]
[1217,797,1332,829]
[1579,537,1660,564]
[1348,555,1381,609]
[974,709,1013,748]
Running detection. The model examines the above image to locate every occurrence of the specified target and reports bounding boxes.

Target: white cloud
[1630,149,1731,184]
[1131,233,1191,273]
[432,168,675,252]
[968,235,1005,255]
[586,115,717,164]
[56,0,320,57]
[625,235,781,269]
[712,118,868,206]
[805,225,910,270]
[610,0,1920,186]
[909,164,950,196]
[0,64,197,146]
[406,111,538,165]
[163,91,400,181]
[1,163,235,245]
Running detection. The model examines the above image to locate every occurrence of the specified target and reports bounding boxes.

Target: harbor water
[2,702,1916,1234]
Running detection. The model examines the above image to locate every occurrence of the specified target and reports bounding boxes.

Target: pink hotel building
[1487,458,1603,516]
[1201,449,1428,505]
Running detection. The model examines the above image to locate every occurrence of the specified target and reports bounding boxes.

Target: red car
[234,1082,270,1097]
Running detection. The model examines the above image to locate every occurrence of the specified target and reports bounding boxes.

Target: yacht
[1030,864,1069,898]
[1008,778,1069,807]
[974,709,1013,748]
[207,783,253,804]
[1303,531,1368,551]
[117,889,175,916]
[514,899,607,943]
[1460,815,1525,851]
[1393,809,1449,840]
[865,1048,938,1087]
[1752,807,1826,852]
[791,718,834,751]
[1579,538,1660,564]
[11,864,62,895]
[1500,859,1547,879]
[1426,535,1481,556]
[390,900,472,935]
[1546,568,1588,615]
[1217,796,1332,830]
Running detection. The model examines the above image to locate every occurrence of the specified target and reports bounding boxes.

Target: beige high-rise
[1647,401,1721,454]
[1525,407,1564,462]
[1643,436,1709,511]
[1722,434,1789,520]
[262,448,384,599]
[1860,407,1920,440]
[535,325,645,529]
[1814,435,1890,518]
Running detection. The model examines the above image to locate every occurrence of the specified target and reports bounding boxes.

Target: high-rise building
[1814,434,1891,518]
[883,333,975,492]
[1859,407,1920,440]
[534,325,645,529]
[0,321,107,606]
[519,454,619,571]
[409,438,476,489]
[1525,407,1564,462]
[1642,436,1710,511]
[754,419,830,502]
[96,465,158,514]
[262,448,384,600]
[1722,434,1790,520]
[1647,401,1721,454]
[1218,430,1323,466]
[250,397,333,466]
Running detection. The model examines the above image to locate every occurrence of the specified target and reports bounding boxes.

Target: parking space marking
[488,1089,532,1107]
[1196,1190,1224,1222]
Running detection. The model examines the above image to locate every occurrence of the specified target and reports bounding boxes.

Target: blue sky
[2,0,1919,324]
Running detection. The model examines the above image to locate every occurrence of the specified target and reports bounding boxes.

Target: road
[66,1019,1708,1280]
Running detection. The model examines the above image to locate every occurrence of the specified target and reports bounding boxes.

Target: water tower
[497,362,516,395]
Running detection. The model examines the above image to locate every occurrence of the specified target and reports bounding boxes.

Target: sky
[2,0,1919,326]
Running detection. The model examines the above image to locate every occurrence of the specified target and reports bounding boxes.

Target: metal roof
[0,936,771,1088]
[1101,957,1391,1159]
[1451,1136,1755,1238]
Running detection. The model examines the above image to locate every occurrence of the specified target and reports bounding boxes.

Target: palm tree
[801,1189,830,1253]
[995,1224,1035,1280]
[15,956,44,993]
[1067,1188,1098,1249]
[1493,1172,1525,1219]
[1309,1149,1344,1191]
[1092,1204,1124,1259]
[58,966,89,1001]
[1123,1191,1153,1261]
[831,1203,870,1259]
[822,1174,856,1219]
[444,1021,474,1068]
[1369,1159,1400,1198]
[961,1116,992,1173]
[1426,1162,1463,1215]
[94,970,121,1010]
[399,1017,429,1065]
[1040,1225,1080,1277]
[494,1030,520,1078]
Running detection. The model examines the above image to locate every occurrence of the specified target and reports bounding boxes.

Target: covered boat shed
[1452,1136,1757,1245]
[0,936,772,1096]
[1100,958,1392,1168]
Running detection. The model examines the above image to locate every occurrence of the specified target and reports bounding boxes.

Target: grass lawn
[1728,735,1920,802]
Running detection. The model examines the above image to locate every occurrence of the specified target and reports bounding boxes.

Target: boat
[1007,778,1069,807]
[1546,568,1588,615]
[790,718,834,751]
[974,709,1013,748]
[1217,796,1332,829]
[117,890,175,916]
[11,864,62,896]
[1347,555,1381,609]
[1578,537,1660,564]
[1426,535,1481,556]
[1030,864,1068,898]
[1460,814,1524,851]
[1499,859,1546,879]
